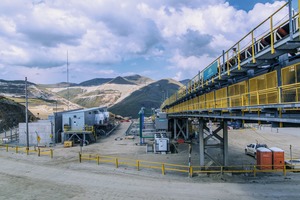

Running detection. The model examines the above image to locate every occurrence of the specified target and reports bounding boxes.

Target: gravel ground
[0,122,300,200]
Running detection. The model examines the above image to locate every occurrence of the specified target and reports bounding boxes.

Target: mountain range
[0,75,183,125]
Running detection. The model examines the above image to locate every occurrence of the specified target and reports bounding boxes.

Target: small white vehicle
[285,159,300,169]
[245,143,268,158]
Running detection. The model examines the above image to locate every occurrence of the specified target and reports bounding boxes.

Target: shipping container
[269,147,284,169]
[257,147,272,170]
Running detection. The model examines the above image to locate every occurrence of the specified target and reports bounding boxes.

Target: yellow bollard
[38,148,40,157]
[50,149,53,159]
[6,144,8,152]
[16,146,18,153]
[253,165,257,177]
[115,158,119,168]
[97,155,100,165]
[26,147,29,155]
[283,165,286,176]
[79,152,82,163]
[189,166,193,178]
[162,164,165,175]
[136,160,140,171]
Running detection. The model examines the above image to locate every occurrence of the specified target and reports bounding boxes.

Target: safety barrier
[79,153,190,176]
[0,144,53,158]
[79,153,300,177]
[164,62,300,113]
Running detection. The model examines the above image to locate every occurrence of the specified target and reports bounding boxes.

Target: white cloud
[0,0,290,83]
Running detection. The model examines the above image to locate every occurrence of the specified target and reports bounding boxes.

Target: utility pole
[67,51,70,110]
[25,77,29,151]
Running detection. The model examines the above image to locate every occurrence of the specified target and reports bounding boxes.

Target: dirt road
[0,122,300,199]
[1,156,300,200]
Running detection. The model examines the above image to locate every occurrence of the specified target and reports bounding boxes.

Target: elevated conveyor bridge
[161,1,300,167]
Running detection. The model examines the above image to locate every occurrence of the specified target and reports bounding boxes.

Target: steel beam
[198,119,205,166]
[223,121,228,166]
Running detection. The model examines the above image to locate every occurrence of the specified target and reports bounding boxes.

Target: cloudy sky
[0,0,292,84]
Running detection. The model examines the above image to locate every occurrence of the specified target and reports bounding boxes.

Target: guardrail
[79,153,300,177]
[0,144,53,158]
[79,153,190,176]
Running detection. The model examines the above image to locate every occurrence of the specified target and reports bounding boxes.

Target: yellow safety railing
[79,153,191,176]
[164,63,300,114]
[78,153,300,177]
[0,144,53,158]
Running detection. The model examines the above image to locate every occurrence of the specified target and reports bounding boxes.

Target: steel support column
[173,118,177,139]
[199,119,205,166]
[175,119,188,140]
[223,120,228,166]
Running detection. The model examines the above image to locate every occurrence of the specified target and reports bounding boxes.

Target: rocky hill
[0,96,36,131]
[78,78,113,86]
[47,75,154,108]
[109,79,182,118]
[1,75,181,123]
[107,76,137,85]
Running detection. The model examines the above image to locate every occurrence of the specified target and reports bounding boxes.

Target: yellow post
[189,166,193,178]
[283,164,286,176]
[16,146,18,153]
[270,17,275,54]
[253,165,257,177]
[278,87,282,103]
[97,155,100,165]
[136,160,140,171]
[162,164,165,175]
[251,31,256,63]
[79,152,82,163]
[26,147,29,155]
[38,148,40,157]
[115,158,119,168]
[50,149,53,159]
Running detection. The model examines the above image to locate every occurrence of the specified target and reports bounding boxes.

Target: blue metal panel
[203,61,218,81]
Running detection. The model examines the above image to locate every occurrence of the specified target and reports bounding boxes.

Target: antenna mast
[67,51,69,110]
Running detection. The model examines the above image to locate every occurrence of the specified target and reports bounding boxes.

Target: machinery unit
[154,133,169,153]
[155,112,168,130]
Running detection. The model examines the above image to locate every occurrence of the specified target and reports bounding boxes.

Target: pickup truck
[245,143,268,158]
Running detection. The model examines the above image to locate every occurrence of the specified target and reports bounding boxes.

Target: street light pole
[25,77,29,151]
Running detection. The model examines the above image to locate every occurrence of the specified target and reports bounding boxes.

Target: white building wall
[19,120,53,146]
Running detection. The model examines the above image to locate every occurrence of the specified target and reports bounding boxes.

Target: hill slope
[0,96,36,130]
[78,78,113,86]
[109,79,182,117]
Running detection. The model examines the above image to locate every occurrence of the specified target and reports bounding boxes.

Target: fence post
[16,146,18,153]
[189,166,193,178]
[283,164,286,176]
[26,147,29,155]
[136,160,140,171]
[253,165,257,177]
[115,158,119,168]
[38,148,40,157]
[97,155,100,165]
[221,166,223,174]
[79,152,82,163]
[50,149,53,159]
[6,144,8,152]
[162,164,165,175]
